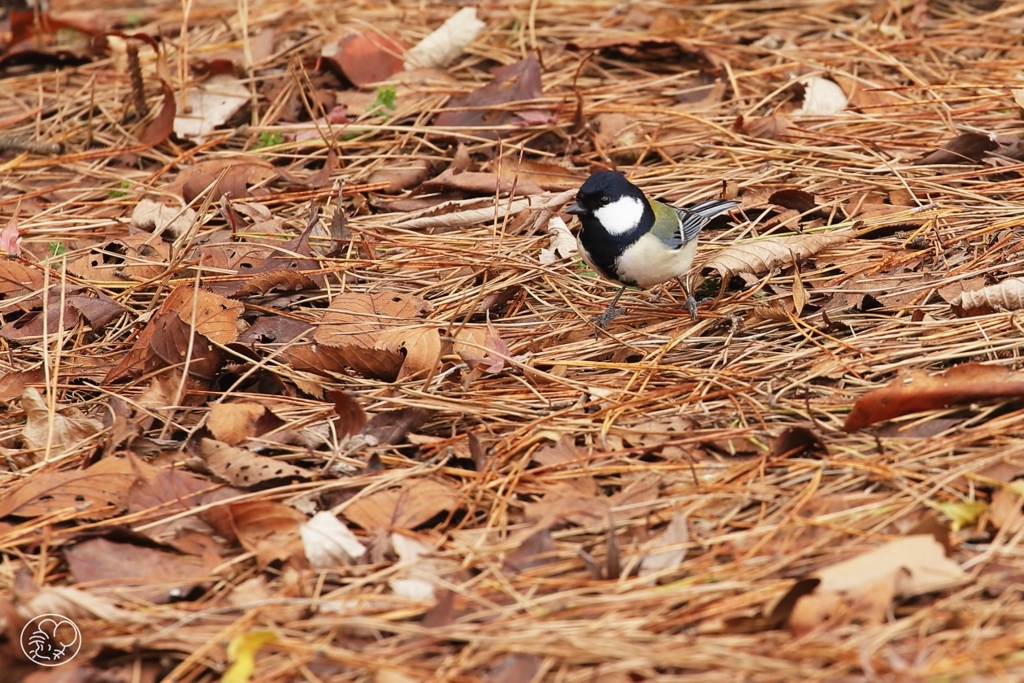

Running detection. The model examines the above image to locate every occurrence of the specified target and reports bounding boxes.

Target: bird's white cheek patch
[593,196,644,236]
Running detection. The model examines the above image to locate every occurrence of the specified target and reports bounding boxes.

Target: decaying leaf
[199,438,312,486]
[0,260,45,312]
[207,401,285,445]
[0,455,138,519]
[952,277,1024,314]
[321,30,405,87]
[342,479,460,532]
[170,156,278,203]
[453,322,509,374]
[131,197,197,240]
[914,132,997,165]
[330,391,368,438]
[388,533,437,600]
[69,234,171,282]
[204,499,306,567]
[312,291,440,381]
[65,537,207,603]
[638,511,689,579]
[702,228,855,279]
[404,7,485,70]
[0,211,22,256]
[168,286,244,345]
[793,75,847,116]
[20,386,104,457]
[434,56,545,137]
[419,168,544,197]
[539,216,577,264]
[787,534,968,635]
[844,363,1024,431]
[301,511,366,566]
[174,73,250,140]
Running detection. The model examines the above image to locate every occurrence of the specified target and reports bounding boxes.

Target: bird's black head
[567,171,645,214]
[566,171,654,239]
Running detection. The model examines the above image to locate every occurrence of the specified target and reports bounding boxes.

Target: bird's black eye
[599,195,611,205]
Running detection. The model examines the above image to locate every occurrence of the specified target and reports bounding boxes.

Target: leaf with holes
[199,438,312,487]
[0,455,138,520]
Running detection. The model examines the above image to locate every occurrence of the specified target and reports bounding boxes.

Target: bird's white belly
[615,234,698,289]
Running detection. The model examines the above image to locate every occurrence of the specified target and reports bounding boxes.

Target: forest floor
[1,0,1024,681]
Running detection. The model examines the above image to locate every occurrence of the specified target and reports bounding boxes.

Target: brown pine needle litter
[3,0,1024,680]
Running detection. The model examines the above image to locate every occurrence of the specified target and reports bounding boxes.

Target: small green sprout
[108,181,131,199]
[48,242,66,257]
[367,85,398,118]
[255,131,284,149]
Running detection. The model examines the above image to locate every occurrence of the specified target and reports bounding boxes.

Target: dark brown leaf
[768,189,817,213]
[913,132,997,165]
[434,57,545,138]
[844,363,1024,431]
[330,391,367,439]
[360,407,433,446]
[770,426,827,458]
[139,80,176,147]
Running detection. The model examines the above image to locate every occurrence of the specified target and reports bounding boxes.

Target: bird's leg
[677,276,700,321]
[593,285,627,328]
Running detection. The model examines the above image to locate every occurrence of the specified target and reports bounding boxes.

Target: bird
[565,171,739,327]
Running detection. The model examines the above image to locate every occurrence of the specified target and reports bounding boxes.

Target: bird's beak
[565,202,585,216]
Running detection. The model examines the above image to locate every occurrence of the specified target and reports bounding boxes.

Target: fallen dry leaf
[788,534,968,635]
[539,216,577,264]
[301,511,366,566]
[174,73,250,140]
[0,211,22,256]
[453,322,509,374]
[914,132,997,165]
[0,455,138,520]
[170,156,278,203]
[204,499,306,567]
[952,277,1024,314]
[207,402,284,445]
[702,229,855,279]
[69,234,171,282]
[844,362,1024,431]
[20,387,104,458]
[65,537,207,603]
[434,56,545,137]
[313,291,440,381]
[793,75,847,116]
[168,285,244,344]
[199,438,312,486]
[638,511,689,579]
[342,479,460,532]
[322,30,405,87]
[404,7,484,70]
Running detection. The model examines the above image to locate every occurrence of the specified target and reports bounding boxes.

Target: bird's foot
[686,294,700,321]
[592,303,626,329]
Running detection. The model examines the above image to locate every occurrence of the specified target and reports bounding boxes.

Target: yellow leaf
[933,500,987,532]
[223,630,277,683]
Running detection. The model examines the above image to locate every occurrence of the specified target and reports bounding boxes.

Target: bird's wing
[675,199,740,244]
[650,199,739,248]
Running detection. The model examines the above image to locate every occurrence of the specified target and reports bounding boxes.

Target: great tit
[565,171,739,327]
